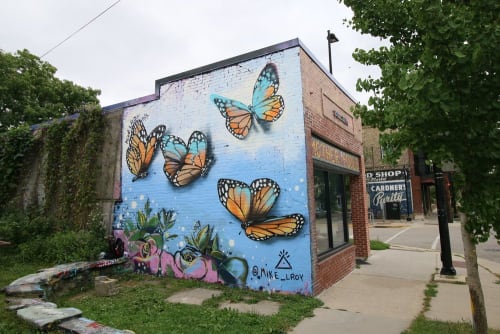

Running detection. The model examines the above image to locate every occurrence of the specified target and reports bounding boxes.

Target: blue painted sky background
[114,49,312,292]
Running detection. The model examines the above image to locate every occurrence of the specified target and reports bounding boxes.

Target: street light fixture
[327,30,339,74]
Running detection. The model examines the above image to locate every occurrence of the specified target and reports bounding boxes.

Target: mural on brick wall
[126,118,166,182]
[210,63,284,140]
[161,130,213,187]
[114,199,248,285]
[217,178,304,241]
[366,169,413,219]
[113,49,312,294]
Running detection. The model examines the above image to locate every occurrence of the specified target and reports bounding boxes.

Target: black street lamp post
[434,167,456,276]
[327,30,339,74]
[403,166,412,221]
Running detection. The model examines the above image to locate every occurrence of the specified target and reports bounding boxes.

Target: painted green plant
[124,199,177,256]
[184,223,225,260]
[182,222,248,286]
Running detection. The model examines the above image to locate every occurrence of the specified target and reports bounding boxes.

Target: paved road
[367,219,500,264]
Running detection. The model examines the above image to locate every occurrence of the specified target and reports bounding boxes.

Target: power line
[41,0,121,58]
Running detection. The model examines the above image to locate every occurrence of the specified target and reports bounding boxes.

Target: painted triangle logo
[275,249,292,270]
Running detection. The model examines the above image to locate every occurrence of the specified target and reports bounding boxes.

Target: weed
[370,239,391,250]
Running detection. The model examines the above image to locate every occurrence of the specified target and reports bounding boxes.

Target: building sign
[322,94,353,131]
[366,169,412,219]
[334,110,349,126]
[366,169,406,182]
[312,137,360,173]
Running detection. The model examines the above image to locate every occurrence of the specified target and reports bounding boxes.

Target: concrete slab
[17,305,82,329]
[426,256,500,330]
[219,300,280,315]
[166,288,222,305]
[290,249,437,334]
[355,249,438,282]
[58,317,132,333]
[5,297,57,310]
[319,274,425,320]
[4,283,45,298]
[433,273,466,284]
[290,308,411,334]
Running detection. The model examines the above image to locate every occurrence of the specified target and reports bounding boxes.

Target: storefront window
[314,168,350,255]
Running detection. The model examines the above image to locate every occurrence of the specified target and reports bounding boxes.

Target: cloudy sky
[0,0,384,107]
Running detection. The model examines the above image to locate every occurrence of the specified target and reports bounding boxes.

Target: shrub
[19,230,107,264]
[0,211,65,245]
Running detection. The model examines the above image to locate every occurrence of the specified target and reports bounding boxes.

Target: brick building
[363,126,455,221]
[105,39,370,295]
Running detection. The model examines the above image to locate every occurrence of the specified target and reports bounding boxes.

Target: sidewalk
[290,248,500,334]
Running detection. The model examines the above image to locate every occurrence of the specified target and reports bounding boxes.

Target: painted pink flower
[133,239,160,274]
[173,246,220,282]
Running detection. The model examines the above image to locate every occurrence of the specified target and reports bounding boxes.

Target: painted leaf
[219,257,248,285]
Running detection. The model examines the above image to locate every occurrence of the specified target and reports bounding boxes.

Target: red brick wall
[314,245,356,293]
[300,50,370,295]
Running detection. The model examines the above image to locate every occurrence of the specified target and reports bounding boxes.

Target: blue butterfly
[161,131,212,187]
[210,63,285,139]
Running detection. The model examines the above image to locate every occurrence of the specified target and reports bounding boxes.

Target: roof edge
[103,37,357,111]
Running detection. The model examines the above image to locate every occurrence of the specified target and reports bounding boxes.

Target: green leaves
[0,49,100,132]
[0,125,35,211]
[342,0,500,241]
[185,223,220,257]
[126,200,178,254]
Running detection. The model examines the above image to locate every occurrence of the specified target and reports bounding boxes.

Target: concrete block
[94,276,119,296]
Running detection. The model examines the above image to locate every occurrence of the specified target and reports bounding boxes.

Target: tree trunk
[460,212,488,334]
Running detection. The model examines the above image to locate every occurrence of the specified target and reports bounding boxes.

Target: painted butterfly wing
[126,146,144,179]
[251,63,284,122]
[128,120,147,163]
[172,131,211,187]
[218,178,252,224]
[143,124,166,168]
[248,178,280,221]
[161,135,188,182]
[211,94,253,139]
[126,120,166,181]
[218,178,305,241]
[245,214,305,241]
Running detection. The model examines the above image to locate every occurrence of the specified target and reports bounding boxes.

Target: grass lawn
[56,273,322,334]
[2,245,500,334]
[0,246,51,333]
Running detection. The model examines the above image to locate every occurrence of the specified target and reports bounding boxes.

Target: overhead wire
[40,0,121,58]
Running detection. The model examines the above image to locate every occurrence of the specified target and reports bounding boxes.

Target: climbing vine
[43,105,106,230]
[0,125,35,212]
[43,120,71,215]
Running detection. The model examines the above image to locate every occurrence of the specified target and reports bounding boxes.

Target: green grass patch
[55,273,322,334]
[0,246,52,333]
[370,239,391,250]
[403,315,500,334]
[423,282,438,312]
[1,246,322,334]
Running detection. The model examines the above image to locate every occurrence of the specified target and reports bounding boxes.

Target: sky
[0,0,384,107]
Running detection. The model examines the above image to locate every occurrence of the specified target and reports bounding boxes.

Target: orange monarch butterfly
[217,178,304,241]
[210,63,284,140]
[126,119,166,182]
[161,131,213,187]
